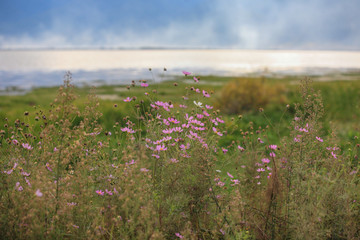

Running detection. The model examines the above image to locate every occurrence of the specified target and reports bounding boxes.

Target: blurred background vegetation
[1,73,360,148]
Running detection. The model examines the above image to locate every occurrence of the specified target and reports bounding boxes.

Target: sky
[0,0,359,50]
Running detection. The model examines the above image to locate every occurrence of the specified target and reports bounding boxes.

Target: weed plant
[0,72,359,239]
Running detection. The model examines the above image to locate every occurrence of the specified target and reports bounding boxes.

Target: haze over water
[1,49,360,90]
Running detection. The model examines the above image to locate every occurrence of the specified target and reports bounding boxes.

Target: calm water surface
[1,49,360,89]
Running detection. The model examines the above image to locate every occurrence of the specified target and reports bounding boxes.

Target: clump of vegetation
[0,72,359,239]
[217,78,287,114]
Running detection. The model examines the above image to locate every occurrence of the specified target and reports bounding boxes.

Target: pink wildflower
[22,143,33,150]
[96,190,104,196]
[179,104,187,108]
[152,154,160,159]
[269,145,277,150]
[175,232,184,238]
[162,128,173,134]
[316,136,323,142]
[182,70,191,76]
[46,163,52,171]
[261,158,270,164]
[123,97,132,102]
[216,117,225,123]
[257,168,265,172]
[140,82,149,87]
[140,168,150,172]
[257,138,264,143]
[105,189,113,195]
[168,117,180,124]
[170,158,179,163]
[205,105,213,109]
[155,144,167,151]
[238,145,245,151]
[227,172,234,178]
[231,179,240,185]
[220,229,225,235]
[202,90,210,98]
[294,137,300,142]
[270,152,276,158]
[331,151,337,159]
[35,189,43,197]
[121,127,135,134]
[222,148,228,154]
[213,127,223,136]
[193,76,199,82]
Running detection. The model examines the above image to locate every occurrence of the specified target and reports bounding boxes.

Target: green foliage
[217,78,287,114]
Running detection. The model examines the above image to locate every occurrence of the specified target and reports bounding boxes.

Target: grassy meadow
[0,71,359,239]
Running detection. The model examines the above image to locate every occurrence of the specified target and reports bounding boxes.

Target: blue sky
[0,0,359,50]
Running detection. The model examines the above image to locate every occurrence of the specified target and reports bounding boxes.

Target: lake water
[1,49,360,90]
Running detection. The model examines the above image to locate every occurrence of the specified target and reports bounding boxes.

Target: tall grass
[0,72,359,239]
